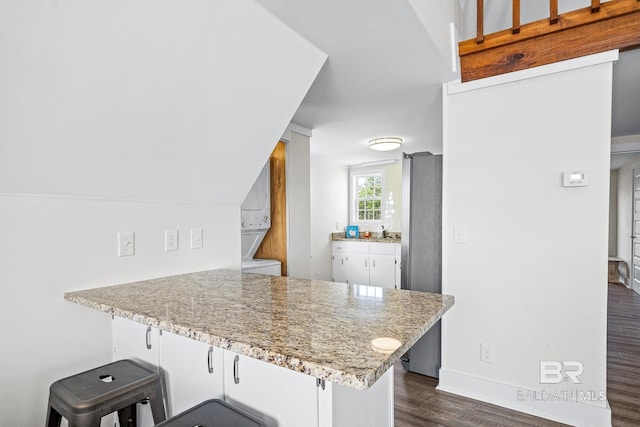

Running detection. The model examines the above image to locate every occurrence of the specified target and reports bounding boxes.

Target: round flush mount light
[368,137,403,151]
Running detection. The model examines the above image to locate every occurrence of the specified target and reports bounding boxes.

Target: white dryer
[240,161,281,276]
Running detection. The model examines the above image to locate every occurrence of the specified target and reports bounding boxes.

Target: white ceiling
[260,0,640,166]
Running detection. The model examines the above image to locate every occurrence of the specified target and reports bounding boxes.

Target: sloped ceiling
[258,0,457,165]
[0,0,326,205]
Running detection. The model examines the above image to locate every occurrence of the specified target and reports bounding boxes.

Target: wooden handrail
[550,0,559,24]
[592,0,601,13]
[476,0,484,43]
[474,0,626,45]
[460,0,640,82]
[512,0,521,34]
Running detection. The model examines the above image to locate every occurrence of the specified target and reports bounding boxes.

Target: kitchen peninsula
[65,269,454,427]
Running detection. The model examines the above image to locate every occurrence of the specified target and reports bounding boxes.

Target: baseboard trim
[437,369,611,427]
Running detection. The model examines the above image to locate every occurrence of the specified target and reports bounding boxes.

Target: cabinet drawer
[346,241,370,254]
[370,242,396,256]
[332,241,347,253]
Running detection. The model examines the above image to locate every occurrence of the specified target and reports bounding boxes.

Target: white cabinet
[369,255,396,288]
[113,316,160,367]
[346,253,370,285]
[160,331,224,417]
[332,241,400,289]
[112,318,395,427]
[113,319,224,422]
[112,317,161,427]
[223,351,318,427]
[369,243,396,289]
[331,241,347,283]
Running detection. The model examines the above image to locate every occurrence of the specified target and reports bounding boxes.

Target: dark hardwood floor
[607,283,640,427]
[394,283,640,427]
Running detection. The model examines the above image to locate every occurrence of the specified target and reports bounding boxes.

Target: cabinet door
[112,317,160,427]
[223,351,318,427]
[346,253,370,285]
[332,241,347,283]
[369,255,396,289]
[332,253,347,283]
[112,317,160,367]
[160,332,224,417]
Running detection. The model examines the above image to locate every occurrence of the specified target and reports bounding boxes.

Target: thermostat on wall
[562,171,589,187]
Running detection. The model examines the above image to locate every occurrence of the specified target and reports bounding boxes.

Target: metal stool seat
[155,399,265,427]
[46,359,166,427]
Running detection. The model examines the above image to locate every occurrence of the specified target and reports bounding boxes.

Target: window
[352,172,383,223]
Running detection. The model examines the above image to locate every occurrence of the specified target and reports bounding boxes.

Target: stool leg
[45,405,62,427]
[118,404,137,427]
[148,387,166,424]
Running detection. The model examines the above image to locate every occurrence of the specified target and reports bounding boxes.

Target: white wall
[0,0,326,205]
[287,132,311,279]
[310,161,349,281]
[408,0,471,71]
[349,162,403,233]
[0,195,240,426]
[442,60,612,426]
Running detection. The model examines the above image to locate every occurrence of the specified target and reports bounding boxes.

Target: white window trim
[349,169,384,226]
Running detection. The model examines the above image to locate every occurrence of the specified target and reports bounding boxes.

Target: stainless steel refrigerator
[400,152,443,378]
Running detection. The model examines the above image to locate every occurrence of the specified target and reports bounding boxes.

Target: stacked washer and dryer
[240,161,282,276]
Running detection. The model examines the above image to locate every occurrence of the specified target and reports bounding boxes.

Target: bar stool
[155,399,265,427]
[46,359,166,427]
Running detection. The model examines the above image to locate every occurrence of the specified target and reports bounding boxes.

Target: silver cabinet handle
[233,355,240,384]
[341,258,344,265]
[207,346,214,374]
[373,259,376,268]
[145,326,152,350]
[365,260,368,267]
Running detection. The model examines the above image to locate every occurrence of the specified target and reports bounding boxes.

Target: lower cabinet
[112,317,161,427]
[223,351,318,427]
[160,331,224,416]
[332,241,400,289]
[112,317,394,427]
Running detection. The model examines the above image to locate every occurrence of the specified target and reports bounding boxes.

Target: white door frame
[632,167,640,293]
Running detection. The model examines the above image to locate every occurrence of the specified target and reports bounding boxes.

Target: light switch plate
[117,232,135,257]
[191,228,203,249]
[454,225,467,243]
[165,229,178,251]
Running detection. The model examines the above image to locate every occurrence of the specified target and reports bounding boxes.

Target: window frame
[349,169,384,226]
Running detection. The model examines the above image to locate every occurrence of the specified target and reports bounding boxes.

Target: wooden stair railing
[460,0,640,82]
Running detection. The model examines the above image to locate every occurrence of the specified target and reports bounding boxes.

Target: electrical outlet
[190,228,203,249]
[165,229,178,251]
[117,232,135,257]
[481,343,495,363]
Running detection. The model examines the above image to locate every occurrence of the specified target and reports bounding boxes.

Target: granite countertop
[65,269,453,390]
[331,232,401,243]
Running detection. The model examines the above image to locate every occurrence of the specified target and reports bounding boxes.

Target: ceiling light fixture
[368,137,403,151]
